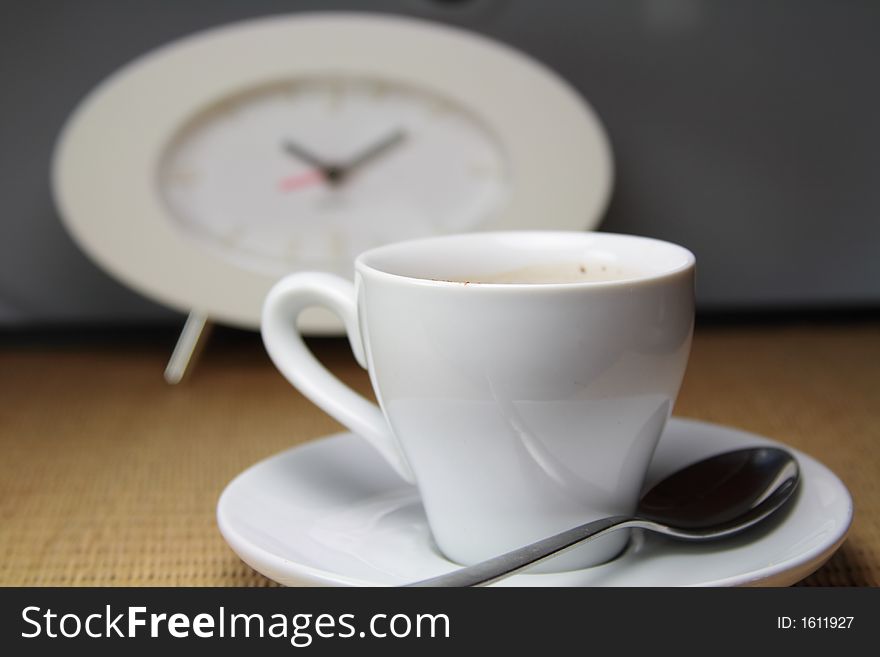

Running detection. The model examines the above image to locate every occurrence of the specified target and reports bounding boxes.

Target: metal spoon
[408,447,799,587]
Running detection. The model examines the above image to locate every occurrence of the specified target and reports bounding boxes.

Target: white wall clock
[52,12,613,381]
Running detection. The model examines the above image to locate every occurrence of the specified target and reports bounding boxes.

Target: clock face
[158,78,510,276]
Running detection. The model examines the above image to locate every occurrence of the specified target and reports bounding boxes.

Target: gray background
[2,0,878,327]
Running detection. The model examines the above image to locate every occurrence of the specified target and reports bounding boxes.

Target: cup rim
[355,231,695,290]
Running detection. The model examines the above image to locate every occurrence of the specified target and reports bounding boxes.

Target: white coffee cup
[262,231,695,571]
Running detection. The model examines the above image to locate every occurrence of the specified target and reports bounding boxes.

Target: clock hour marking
[328,229,348,260]
[167,170,197,184]
[221,225,244,246]
[429,100,450,116]
[328,81,344,110]
[469,162,495,177]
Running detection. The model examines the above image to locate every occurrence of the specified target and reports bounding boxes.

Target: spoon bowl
[408,447,799,587]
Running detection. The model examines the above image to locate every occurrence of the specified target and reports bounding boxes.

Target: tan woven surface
[1,322,877,586]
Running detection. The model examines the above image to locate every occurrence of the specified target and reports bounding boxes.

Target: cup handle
[261,272,416,484]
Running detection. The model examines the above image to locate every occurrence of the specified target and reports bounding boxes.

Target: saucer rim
[217,417,853,587]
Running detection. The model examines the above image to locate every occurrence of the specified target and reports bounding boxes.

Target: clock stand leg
[164,311,213,384]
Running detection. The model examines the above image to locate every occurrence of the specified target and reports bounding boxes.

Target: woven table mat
[1,323,877,586]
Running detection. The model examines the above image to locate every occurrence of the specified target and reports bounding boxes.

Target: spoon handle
[407,515,634,587]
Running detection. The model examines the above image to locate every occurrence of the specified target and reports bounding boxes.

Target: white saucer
[217,418,852,586]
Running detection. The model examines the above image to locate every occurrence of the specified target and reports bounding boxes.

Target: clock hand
[282,140,333,172]
[282,140,348,186]
[278,169,325,192]
[282,129,405,187]
[338,129,406,177]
